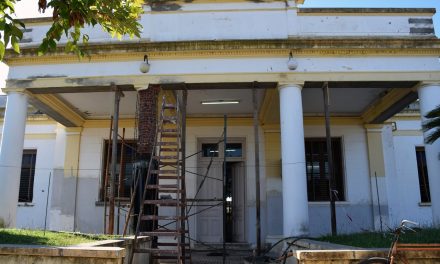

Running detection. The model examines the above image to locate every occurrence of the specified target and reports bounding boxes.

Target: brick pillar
[137,85,160,154]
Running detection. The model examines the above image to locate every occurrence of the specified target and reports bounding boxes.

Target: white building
[1,0,440,248]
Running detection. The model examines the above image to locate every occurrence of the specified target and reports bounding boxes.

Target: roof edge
[298,8,436,14]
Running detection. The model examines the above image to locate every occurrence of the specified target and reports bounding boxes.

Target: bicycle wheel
[358,257,389,264]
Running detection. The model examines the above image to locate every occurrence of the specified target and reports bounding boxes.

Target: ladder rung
[158,175,181,180]
[153,156,179,160]
[159,148,180,152]
[141,215,187,221]
[163,117,177,123]
[163,104,176,110]
[160,129,178,133]
[146,184,178,189]
[151,170,179,174]
[158,189,184,193]
[156,242,190,247]
[152,255,191,260]
[158,142,178,146]
[144,200,183,206]
[159,161,180,166]
[136,248,179,254]
[161,133,178,138]
[140,229,188,236]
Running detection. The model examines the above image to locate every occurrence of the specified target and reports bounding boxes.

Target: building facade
[1,0,440,246]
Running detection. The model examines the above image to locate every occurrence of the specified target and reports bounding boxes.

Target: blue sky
[1,0,439,91]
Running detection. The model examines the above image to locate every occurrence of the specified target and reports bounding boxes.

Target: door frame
[196,137,247,243]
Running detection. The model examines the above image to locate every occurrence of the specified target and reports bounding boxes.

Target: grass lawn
[0,229,117,246]
[316,228,440,248]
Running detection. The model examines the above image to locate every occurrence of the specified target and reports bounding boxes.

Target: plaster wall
[0,122,57,229]
[298,14,433,37]
[264,124,374,237]
[73,126,136,234]
[18,2,434,46]
[390,119,433,227]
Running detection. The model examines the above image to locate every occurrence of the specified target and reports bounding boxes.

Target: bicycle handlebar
[401,219,419,227]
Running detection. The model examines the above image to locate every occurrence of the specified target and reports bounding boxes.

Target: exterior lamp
[287,52,298,71]
[139,55,150,73]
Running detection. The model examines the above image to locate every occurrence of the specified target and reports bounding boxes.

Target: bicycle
[359,219,419,264]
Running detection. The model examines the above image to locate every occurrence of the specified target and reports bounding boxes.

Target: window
[101,140,137,201]
[19,150,37,202]
[305,138,345,202]
[202,143,219,157]
[225,143,242,158]
[416,147,431,203]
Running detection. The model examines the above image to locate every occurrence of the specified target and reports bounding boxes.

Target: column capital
[65,127,83,135]
[364,124,384,132]
[277,83,304,91]
[418,82,440,89]
[3,88,31,96]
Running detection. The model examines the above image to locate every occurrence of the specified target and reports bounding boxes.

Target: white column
[0,91,28,227]
[279,83,309,236]
[418,83,440,225]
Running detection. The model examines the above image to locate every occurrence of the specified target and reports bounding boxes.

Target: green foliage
[0,0,25,60]
[0,228,118,246]
[316,228,440,248]
[0,0,144,60]
[422,105,440,144]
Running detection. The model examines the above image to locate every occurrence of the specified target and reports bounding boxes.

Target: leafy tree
[422,105,440,144]
[0,0,144,60]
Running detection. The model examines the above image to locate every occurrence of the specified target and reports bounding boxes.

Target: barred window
[101,140,137,201]
[19,150,37,202]
[416,147,431,203]
[305,138,345,202]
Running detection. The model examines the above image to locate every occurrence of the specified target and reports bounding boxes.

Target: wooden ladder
[130,94,191,264]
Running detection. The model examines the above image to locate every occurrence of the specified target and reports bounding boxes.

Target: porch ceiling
[58,91,138,119]
[25,81,419,127]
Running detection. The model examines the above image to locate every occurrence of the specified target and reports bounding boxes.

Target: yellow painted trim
[24,133,57,140]
[388,113,421,121]
[264,130,281,179]
[6,47,440,66]
[362,88,414,124]
[187,117,253,126]
[65,127,83,133]
[262,124,280,131]
[365,129,386,177]
[364,124,385,130]
[304,117,364,126]
[83,119,136,128]
[259,89,277,124]
[64,128,82,177]
[0,117,57,125]
[262,117,364,131]
[32,94,85,127]
[393,130,423,136]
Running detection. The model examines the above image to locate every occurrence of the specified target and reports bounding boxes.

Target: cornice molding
[5,38,440,66]
[362,88,416,124]
[30,94,85,127]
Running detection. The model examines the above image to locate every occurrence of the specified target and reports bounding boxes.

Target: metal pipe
[253,87,262,255]
[109,84,124,235]
[223,115,227,264]
[117,128,126,235]
[323,82,337,236]
[103,116,113,234]
[44,172,52,235]
[181,89,188,262]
